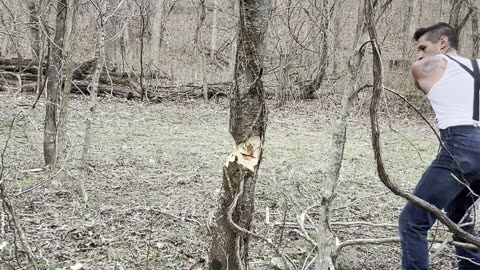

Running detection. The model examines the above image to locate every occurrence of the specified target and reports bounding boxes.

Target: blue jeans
[399,126,480,270]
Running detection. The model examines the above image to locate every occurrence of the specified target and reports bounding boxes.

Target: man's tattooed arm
[422,58,442,73]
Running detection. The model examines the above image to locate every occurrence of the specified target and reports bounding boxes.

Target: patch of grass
[0,93,455,270]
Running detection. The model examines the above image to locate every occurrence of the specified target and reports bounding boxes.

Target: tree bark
[44,0,67,167]
[211,0,218,60]
[194,0,208,101]
[401,0,416,60]
[150,0,165,69]
[138,3,147,101]
[332,1,343,74]
[57,0,76,164]
[472,7,479,58]
[449,0,473,35]
[27,0,40,59]
[208,0,270,269]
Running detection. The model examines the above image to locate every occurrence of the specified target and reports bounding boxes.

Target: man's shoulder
[411,56,446,79]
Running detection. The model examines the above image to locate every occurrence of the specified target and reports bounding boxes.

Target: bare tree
[209,0,270,268]
[80,0,107,203]
[300,0,330,99]
[150,0,165,69]
[193,0,208,101]
[315,0,394,268]
[136,0,147,100]
[331,0,345,74]
[449,0,474,35]
[57,0,76,164]
[401,0,416,61]
[210,0,218,60]
[44,0,68,167]
[472,4,479,58]
[27,0,40,59]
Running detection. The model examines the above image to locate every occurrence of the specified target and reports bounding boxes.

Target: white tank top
[427,54,479,129]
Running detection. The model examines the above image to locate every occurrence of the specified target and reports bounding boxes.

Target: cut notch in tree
[225,136,262,172]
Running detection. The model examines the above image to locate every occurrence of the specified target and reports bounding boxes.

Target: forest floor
[0,91,466,270]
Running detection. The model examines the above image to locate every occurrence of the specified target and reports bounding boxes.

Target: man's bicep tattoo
[422,58,441,73]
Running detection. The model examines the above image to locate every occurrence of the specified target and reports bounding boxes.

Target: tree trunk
[316,0,380,268]
[401,0,416,60]
[57,0,76,164]
[27,0,40,59]
[150,0,165,69]
[211,0,218,60]
[472,7,479,58]
[332,1,343,74]
[208,0,270,269]
[228,1,238,81]
[0,36,8,58]
[80,1,107,203]
[301,0,329,99]
[44,0,67,167]
[439,0,449,20]
[449,0,473,35]
[120,16,130,74]
[138,3,147,101]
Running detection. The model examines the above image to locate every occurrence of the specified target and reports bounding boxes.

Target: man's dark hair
[413,22,459,50]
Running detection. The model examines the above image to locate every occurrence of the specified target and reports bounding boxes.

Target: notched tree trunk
[209,0,270,269]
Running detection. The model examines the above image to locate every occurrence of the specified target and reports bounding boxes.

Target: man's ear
[439,36,449,49]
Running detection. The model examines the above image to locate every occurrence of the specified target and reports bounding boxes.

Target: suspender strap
[444,54,475,77]
[472,59,480,122]
[444,54,480,122]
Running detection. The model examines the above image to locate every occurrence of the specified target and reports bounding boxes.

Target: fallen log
[0,71,39,81]
[0,58,44,67]
[0,56,230,101]
[0,65,43,74]
[0,82,36,93]
[71,80,140,99]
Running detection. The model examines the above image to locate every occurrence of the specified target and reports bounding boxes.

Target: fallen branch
[332,236,479,261]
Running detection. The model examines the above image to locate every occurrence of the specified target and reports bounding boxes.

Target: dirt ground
[0,91,468,269]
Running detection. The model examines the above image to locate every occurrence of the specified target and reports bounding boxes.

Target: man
[400,22,480,270]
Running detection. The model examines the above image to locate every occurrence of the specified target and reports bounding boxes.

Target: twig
[227,178,297,270]
[144,208,154,270]
[332,236,479,259]
[0,113,37,268]
[277,195,288,246]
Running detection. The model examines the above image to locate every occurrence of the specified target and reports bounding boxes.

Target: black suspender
[444,54,480,123]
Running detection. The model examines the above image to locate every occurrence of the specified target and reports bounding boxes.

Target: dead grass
[0,91,467,270]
